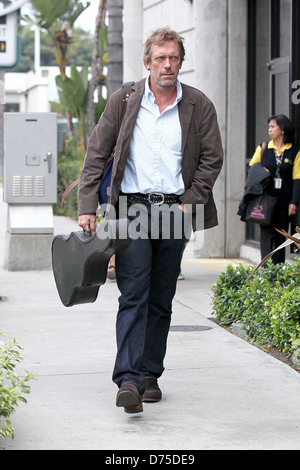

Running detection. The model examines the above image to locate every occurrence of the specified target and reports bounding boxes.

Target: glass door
[268,57,291,116]
[268,0,291,117]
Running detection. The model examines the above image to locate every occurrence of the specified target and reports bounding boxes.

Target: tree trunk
[54,30,74,137]
[88,0,107,136]
[107,0,123,97]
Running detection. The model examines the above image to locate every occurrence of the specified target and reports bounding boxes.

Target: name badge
[274,178,282,189]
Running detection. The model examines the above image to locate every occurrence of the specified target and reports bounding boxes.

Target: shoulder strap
[120,81,135,122]
[60,177,81,207]
[61,82,134,208]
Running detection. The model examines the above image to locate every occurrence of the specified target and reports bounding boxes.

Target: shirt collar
[144,77,182,105]
[269,140,292,152]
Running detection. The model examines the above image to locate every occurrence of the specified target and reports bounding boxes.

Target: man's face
[145,40,182,89]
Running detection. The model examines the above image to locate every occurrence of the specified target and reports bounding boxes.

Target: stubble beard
[155,73,177,89]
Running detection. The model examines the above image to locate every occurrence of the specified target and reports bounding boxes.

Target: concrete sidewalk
[1,215,300,450]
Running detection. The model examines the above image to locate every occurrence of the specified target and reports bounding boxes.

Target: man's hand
[178,203,188,213]
[78,214,96,233]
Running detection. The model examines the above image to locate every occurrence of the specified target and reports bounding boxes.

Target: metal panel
[3,113,57,204]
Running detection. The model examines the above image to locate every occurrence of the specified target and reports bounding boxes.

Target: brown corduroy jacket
[78,78,223,231]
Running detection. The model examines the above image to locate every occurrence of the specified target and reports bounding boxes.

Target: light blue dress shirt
[120,78,185,195]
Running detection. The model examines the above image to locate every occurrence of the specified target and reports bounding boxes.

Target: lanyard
[273,148,284,178]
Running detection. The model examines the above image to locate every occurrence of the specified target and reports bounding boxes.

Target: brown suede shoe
[142,378,162,403]
[116,383,143,413]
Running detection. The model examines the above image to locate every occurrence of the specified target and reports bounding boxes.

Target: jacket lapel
[178,84,197,155]
[111,79,145,188]
[122,80,145,140]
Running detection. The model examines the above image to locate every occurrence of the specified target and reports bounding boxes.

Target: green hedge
[212,259,300,354]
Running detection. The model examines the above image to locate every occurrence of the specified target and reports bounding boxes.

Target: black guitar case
[52,218,131,307]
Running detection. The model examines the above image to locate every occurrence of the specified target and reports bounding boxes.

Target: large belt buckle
[148,192,165,205]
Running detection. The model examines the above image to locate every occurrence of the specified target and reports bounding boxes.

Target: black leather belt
[123,192,180,205]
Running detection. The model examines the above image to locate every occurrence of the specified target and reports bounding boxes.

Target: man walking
[78,27,223,413]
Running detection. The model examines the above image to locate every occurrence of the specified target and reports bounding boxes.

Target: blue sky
[74,0,100,32]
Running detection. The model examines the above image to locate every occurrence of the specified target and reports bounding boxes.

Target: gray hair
[143,26,185,64]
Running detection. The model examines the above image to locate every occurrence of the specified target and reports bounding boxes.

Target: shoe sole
[116,389,143,413]
[142,396,161,403]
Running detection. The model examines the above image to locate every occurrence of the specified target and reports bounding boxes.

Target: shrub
[212,259,300,353]
[0,335,36,447]
[270,289,300,352]
[211,263,253,325]
[236,273,276,344]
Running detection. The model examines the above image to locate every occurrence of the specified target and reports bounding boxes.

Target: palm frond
[245,227,300,282]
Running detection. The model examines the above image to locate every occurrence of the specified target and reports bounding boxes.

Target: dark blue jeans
[113,197,191,393]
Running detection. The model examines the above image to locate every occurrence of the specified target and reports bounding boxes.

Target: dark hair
[268,114,295,144]
[143,26,185,65]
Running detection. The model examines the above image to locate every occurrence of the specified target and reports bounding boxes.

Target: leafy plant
[212,259,300,354]
[21,0,90,75]
[270,289,300,352]
[0,335,36,447]
[50,65,89,153]
[211,263,253,325]
[53,137,84,219]
[50,65,107,154]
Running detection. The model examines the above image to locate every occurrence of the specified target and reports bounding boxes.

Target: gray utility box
[3,113,57,204]
[3,113,58,270]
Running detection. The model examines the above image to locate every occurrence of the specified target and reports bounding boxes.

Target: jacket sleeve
[249,145,263,166]
[78,89,123,215]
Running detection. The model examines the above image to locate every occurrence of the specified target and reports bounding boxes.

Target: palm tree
[21,0,90,135]
[88,0,107,136]
[107,0,123,96]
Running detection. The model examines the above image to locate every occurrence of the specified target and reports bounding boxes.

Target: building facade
[123,0,300,261]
